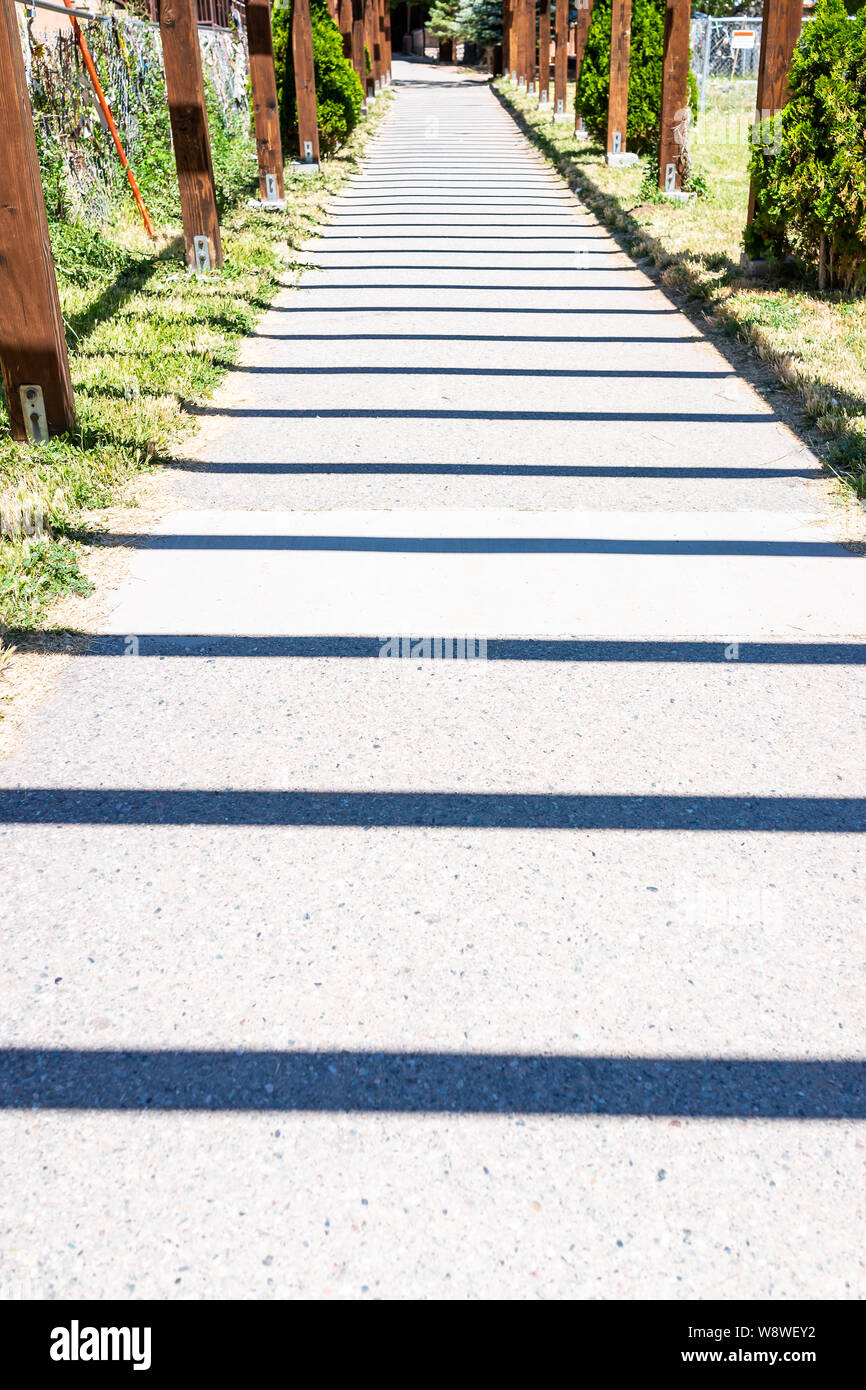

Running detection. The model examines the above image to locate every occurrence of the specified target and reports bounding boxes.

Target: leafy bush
[746,0,866,290]
[273,0,364,157]
[575,0,697,155]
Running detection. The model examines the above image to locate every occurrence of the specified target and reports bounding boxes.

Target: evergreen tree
[458,0,503,49]
[427,0,464,41]
[576,0,697,154]
[747,0,866,288]
[272,0,364,157]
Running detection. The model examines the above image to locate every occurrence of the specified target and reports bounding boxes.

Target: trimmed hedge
[576,0,697,156]
[746,0,866,290]
[272,0,364,157]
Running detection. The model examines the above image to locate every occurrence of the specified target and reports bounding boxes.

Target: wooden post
[553,0,567,114]
[376,0,386,87]
[370,0,381,90]
[293,0,320,164]
[365,0,376,93]
[351,0,366,95]
[247,0,285,201]
[159,0,223,269]
[606,0,632,158]
[0,0,75,440]
[747,0,802,225]
[383,0,392,82]
[502,0,511,76]
[658,0,689,191]
[517,0,530,87]
[573,0,595,132]
[528,0,537,93]
[338,0,353,61]
[538,1,550,104]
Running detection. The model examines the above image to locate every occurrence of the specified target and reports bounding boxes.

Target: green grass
[0,97,392,633]
[495,76,866,502]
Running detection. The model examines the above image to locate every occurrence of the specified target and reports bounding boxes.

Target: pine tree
[427,0,464,41]
[458,0,503,50]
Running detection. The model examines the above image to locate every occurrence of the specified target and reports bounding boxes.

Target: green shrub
[273,0,364,157]
[746,0,866,290]
[575,0,697,155]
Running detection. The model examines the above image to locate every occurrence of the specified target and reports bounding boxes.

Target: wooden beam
[365,0,376,93]
[338,0,353,61]
[159,0,223,269]
[575,0,595,74]
[383,0,392,82]
[527,0,537,93]
[553,0,567,114]
[292,0,320,163]
[502,0,512,77]
[247,0,285,201]
[350,0,366,94]
[658,0,689,191]
[573,0,595,130]
[0,0,75,440]
[517,0,530,87]
[538,0,550,104]
[747,0,802,224]
[606,0,632,156]
[376,0,386,88]
[372,0,383,90]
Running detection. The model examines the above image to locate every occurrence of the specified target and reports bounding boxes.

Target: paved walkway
[1,63,864,1299]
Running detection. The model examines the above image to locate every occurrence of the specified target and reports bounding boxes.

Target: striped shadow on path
[0,1051,862,1117]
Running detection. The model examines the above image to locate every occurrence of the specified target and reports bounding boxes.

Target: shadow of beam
[251,334,704,344]
[80,534,852,557]
[0,1050,862,1116]
[164,462,822,479]
[189,409,775,424]
[221,365,734,379]
[47,637,866,663]
[268,304,676,313]
[1,790,863,830]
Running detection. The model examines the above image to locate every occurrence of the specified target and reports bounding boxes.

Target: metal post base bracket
[18,385,49,444]
[192,235,212,276]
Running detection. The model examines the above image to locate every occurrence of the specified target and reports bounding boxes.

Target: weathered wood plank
[658,0,689,190]
[606,0,632,155]
[293,0,321,163]
[247,0,285,200]
[0,0,75,439]
[159,0,223,268]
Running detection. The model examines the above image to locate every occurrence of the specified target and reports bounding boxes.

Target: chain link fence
[17,6,249,226]
[691,14,763,114]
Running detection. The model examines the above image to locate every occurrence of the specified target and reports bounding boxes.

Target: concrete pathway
[1,62,864,1300]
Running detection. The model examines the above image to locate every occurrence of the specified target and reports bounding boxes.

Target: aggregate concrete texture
[1,61,864,1301]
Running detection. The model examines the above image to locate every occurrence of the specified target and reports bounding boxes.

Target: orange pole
[61,1,156,238]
